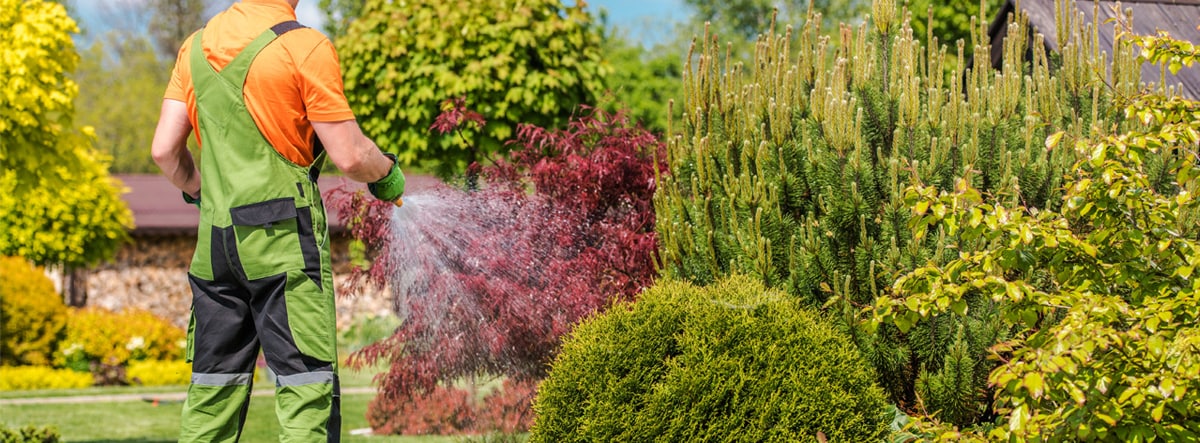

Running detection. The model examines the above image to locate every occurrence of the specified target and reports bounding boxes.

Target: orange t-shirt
[163,0,355,166]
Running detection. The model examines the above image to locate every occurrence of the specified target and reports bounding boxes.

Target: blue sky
[299,0,691,31]
[74,0,690,47]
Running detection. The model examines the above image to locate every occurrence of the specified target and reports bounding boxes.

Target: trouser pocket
[230,197,305,280]
[282,269,337,365]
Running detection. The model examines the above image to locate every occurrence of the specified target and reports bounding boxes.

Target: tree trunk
[65,266,89,307]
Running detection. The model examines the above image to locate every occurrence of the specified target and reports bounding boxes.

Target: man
[150,0,405,441]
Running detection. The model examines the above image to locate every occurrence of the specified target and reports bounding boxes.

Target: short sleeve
[163,33,196,102]
[299,39,356,122]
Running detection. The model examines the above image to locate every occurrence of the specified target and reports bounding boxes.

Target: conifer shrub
[0,256,68,367]
[529,275,889,442]
[653,0,1144,426]
[0,366,92,391]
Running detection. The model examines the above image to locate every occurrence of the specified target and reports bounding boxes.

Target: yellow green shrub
[0,365,92,390]
[0,425,61,442]
[56,307,185,370]
[0,0,133,267]
[127,360,190,386]
[0,256,68,366]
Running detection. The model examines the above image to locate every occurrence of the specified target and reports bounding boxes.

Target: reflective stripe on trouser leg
[249,268,339,442]
[276,375,340,443]
[181,271,260,443]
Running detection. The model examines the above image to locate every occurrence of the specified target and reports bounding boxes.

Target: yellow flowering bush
[127,360,191,386]
[0,256,68,366]
[0,366,92,391]
[56,307,185,372]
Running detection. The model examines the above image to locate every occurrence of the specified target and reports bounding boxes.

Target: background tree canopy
[338,0,609,177]
[317,0,365,43]
[69,0,217,175]
[74,32,172,174]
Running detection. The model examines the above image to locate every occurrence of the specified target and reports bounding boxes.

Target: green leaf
[1046,131,1065,151]
[1024,372,1045,398]
[950,299,968,316]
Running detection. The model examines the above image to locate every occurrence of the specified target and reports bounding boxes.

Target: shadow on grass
[75,440,175,443]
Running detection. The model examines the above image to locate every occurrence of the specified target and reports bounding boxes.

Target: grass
[0,316,525,442]
[0,392,460,442]
[0,365,474,442]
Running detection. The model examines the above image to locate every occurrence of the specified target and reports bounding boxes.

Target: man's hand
[183,190,201,207]
[368,153,405,206]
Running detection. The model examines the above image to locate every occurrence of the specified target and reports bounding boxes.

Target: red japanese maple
[329,103,664,434]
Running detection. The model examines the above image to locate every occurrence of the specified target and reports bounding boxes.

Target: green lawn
[0,318,523,442]
[0,392,464,442]
[0,367,468,443]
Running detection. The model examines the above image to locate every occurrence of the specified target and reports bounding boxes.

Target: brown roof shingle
[115,174,439,235]
[991,0,1200,99]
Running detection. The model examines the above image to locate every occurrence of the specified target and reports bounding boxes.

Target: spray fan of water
[359,185,618,385]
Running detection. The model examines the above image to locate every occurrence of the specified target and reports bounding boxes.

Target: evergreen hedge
[530,275,889,442]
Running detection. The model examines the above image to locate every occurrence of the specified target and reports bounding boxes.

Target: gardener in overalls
[150,0,405,441]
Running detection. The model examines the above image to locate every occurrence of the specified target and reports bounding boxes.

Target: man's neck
[244,0,298,8]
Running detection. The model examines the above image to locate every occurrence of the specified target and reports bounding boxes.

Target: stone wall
[85,234,394,330]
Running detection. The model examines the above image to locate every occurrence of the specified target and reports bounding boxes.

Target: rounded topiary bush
[530,275,890,442]
[0,256,68,366]
[56,308,186,375]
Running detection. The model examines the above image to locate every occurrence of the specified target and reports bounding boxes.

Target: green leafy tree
[876,31,1200,440]
[905,0,1002,53]
[147,0,207,59]
[338,0,609,177]
[318,0,365,42]
[0,0,133,267]
[598,32,683,135]
[74,33,171,173]
[653,0,1141,428]
[686,0,868,39]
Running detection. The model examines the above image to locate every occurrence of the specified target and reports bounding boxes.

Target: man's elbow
[331,149,372,178]
[150,143,175,169]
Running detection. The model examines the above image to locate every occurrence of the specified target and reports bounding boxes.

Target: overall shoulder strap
[271,20,305,35]
[191,21,309,90]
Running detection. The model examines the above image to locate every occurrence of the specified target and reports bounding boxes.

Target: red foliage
[476,379,538,433]
[366,385,477,435]
[363,379,537,435]
[330,106,664,434]
[430,96,486,136]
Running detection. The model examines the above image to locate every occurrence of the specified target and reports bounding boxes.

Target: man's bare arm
[151,99,201,198]
[311,119,393,183]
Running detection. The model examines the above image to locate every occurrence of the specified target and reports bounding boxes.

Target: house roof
[990,0,1200,99]
[115,174,439,235]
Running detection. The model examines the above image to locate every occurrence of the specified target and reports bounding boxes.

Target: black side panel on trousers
[328,377,341,443]
[192,224,330,378]
[210,225,246,284]
[247,272,333,377]
[188,274,260,375]
[296,206,322,288]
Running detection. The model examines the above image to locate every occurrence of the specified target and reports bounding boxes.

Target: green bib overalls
[180,21,340,443]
